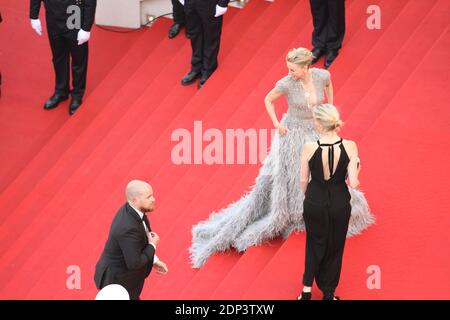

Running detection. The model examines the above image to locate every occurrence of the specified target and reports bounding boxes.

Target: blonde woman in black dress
[298,104,360,300]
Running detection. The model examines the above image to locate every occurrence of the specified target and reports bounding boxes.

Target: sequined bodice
[276,68,329,121]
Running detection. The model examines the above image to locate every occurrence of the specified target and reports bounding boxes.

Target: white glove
[31,19,42,36]
[178,0,184,5]
[77,29,90,45]
[215,5,228,17]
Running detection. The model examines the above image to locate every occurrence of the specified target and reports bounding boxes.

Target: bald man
[94,180,168,300]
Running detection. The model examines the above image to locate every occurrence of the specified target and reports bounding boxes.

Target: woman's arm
[324,77,333,105]
[346,141,360,189]
[264,88,283,127]
[300,144,313,193]
[264,88,287,135]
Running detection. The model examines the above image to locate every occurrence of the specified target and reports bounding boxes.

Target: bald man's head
[126,180,155,213]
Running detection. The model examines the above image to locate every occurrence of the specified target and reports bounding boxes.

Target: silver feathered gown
[190,68,375,268]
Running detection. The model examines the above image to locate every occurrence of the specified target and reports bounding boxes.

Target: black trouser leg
[302,201,329,287]
[67,36,89,100]
[48,34,70,97]
[326,0,345,50]
[309,0,328,50]
[315,204,351,297]
[185,2,204,73]
[172,0,186,25]
[199,5,223,77]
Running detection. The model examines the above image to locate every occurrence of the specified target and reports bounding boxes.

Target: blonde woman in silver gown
[190,48,374,268]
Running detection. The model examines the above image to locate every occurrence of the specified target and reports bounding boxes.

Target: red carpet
[0,0,449,300]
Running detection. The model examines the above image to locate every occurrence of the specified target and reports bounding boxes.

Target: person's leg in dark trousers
[181,0,203,85]
[169,0,186,39]
[48,34,71,98]
[186,1,203,73]
[42,33,71,110]
[322,0,345,68]
[194,0,223,88]
[67,36,89,101]
[128,282,144,300]
[199,3,223,80]
[326,0,345,50]
[302,202,328,294]
[172,0,186,25]
[309,0,328,51]
[315,204,351,299]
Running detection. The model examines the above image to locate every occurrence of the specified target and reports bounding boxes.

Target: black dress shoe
[168,23,183,39]
[311,47,326,64]
[181,71,201,86]
[323,295,340,300]
[197,75,210,89]
[324,49,339,69]
[43,94,68,110]
[69,98,82,115]
[297,291,312,300]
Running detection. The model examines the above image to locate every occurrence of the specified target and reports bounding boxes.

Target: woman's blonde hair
[312,104,344,132]
[286,48,313,67]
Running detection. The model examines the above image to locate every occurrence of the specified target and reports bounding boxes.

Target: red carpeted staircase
[0,0,449,300]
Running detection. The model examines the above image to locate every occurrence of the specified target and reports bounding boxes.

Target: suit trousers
[309,0,345,50]
[48,32,88,99]
[172,0,186,25]
[185,0,223,76]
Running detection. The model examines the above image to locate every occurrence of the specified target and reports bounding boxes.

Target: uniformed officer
[30,0,97,115]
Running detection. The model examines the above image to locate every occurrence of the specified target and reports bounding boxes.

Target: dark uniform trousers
[309,0,345,51]
[172,0,186,25]
[30,0,97,100]
[185,0,229,77]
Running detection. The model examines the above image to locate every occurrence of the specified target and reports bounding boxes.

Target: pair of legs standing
[181,0,224,88]
[45,31,88,115]
[300,200,351,300]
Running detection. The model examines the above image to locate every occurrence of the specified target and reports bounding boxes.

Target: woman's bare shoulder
[342,139,358,154]
[303,142,318,154]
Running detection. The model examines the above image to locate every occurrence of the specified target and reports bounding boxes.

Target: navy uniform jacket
[30,0,97,37]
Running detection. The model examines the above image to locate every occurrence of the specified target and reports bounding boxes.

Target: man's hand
[31,19,42,36]
[148,231,160,247]
[77,29,90,45]
[154,260,169,275]
[178,0,185,5]
[215,5,228,17]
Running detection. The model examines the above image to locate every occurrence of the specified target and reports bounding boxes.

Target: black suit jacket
[94,203,155,299]
[30,0,97,37]
[218,0,230,7]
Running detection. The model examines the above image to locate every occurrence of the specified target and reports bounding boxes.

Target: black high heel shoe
[323,294,340,300]
[297,291,312,300]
